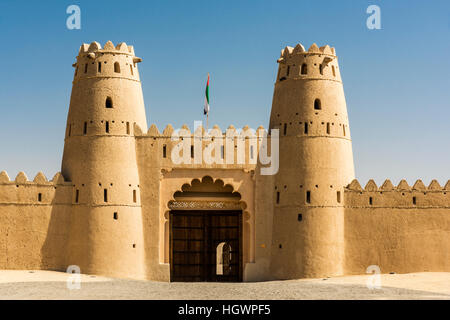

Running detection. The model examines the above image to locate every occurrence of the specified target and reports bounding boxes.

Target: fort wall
[0,171,72,270]
[344,179,450,275]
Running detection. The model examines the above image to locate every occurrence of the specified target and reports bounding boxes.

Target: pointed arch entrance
[168,176,243,282]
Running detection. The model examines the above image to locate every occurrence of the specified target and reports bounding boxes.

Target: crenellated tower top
[73,40,142,82]
[275,43,341,83]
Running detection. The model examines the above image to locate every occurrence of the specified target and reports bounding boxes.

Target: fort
[0,41,448,282]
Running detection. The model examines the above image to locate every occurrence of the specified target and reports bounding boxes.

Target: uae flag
[204,73,210,115]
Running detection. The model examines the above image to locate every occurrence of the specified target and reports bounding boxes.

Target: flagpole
[205,72,210,133]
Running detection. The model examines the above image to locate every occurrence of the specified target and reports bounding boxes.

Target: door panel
[170,210,242,282]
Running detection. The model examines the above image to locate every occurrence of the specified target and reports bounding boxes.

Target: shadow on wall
[40,180,71,272]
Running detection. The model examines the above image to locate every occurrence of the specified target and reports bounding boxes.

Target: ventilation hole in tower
[314,99,322,110]
[301,63,307,75]
[337,191,341,203]
[84,64,88,73]
[276,192,280,204]
[283,123,287,136]
[332,65,336,77]
[327,123,330,134]
[319,64,323,75]
[343,125,346,136]
[130,64,134,75]
[369,197,373,205]
[297,214,303,222]
[133,244,136,248]
[133,190,137,203]
[38,193,42,202]
[413,197,417,205]
[304,123,308,134]
[306,191,311,204]
[75,190,79,203]
[126,122,130,135]
[104,189,108,202]
[98,62,102,73]
[83,122,87,135]
[163,145,167,158]
[106,97,113,108]
[68,125,72,137]
[114,212,118,220]
[114,62,121,73]
[105,121,109,133]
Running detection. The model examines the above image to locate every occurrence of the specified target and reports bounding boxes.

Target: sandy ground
[0,270,448,300]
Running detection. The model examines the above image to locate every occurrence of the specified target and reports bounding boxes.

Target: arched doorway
[168,176,243,282]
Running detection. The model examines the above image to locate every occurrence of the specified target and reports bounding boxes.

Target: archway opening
[169,176,243,282]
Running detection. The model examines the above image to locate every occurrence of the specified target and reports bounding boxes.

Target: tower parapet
[73,41,142,82]
[276,43,341,83]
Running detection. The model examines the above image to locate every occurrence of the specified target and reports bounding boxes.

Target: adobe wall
[135,124,275,281]
[344,179,450,275]
[0,171,72,271]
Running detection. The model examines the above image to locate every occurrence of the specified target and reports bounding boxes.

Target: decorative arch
[159,173,255,278]
[167,175,245,210]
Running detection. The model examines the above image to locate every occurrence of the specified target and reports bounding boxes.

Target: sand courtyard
[0,270,448,300]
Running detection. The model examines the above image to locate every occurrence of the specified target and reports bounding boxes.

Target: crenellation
[345,179,450,209]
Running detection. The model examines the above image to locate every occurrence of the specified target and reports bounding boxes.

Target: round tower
[62,41,148,279]
[269,43,355,279]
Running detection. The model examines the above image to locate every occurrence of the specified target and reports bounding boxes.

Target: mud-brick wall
[344,179,450,275]
[0,171,72,270]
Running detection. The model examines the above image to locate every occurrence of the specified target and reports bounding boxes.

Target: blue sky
[0,0,449,186]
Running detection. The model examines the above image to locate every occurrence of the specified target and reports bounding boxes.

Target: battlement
[345,179,450,208]
[346,179,450,192]
[0,171,71,186]
[73,40,142,81]
[78,40,136,56]
[134,123,276,169]
[0,171,72,205]
[278,43,336,61]
[135,123,268,138]
[276,43,341,82]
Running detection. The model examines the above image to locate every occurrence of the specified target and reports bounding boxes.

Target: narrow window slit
[301,64,307,75]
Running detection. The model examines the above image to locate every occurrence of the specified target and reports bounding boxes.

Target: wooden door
[170,210,242,282]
